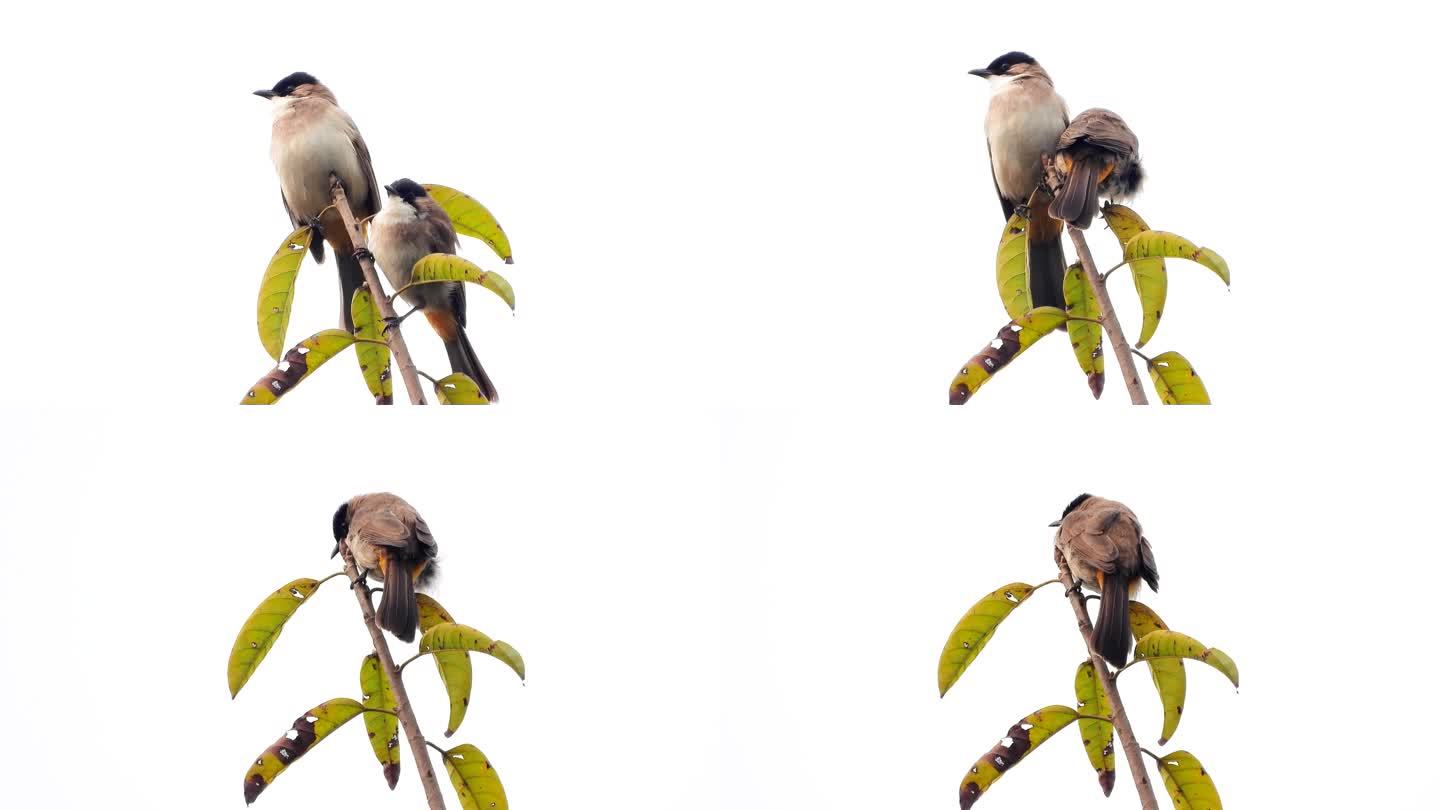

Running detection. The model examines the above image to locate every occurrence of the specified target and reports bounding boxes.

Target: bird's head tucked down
[331,500,351,558]
[1049,492,1095,527]
[254,71,322,100]
[969,52,1051,89]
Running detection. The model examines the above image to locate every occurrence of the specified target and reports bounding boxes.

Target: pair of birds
[255,72,498,402]
[973,51,1145,310]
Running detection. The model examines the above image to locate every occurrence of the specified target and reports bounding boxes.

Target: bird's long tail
[336,251,366,333]
[1026,191,1067,309]
[430,310,499,403]
[1053,158,1103,230]
[1091,573,1133,669]
[378,558,419,643]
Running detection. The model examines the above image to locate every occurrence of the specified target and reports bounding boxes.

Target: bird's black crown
[985,52,1036,74]
[386,178,428,202]
[332,502,350,542]
[270,71,319,97]
[1060,493,1094,518]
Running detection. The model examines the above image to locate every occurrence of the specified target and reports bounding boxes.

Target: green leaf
[1074,661,1115,796]
[1155,750,1222,809]
[1130,601,1186,744]
[995,212,1030,321]
[241,330,356,405]
[1134,630,1239,688]
[360,654,400,788]
[228,578,322,698]
[949,307,1068,405]
[243,698,364,804]
[1146,351,1210,405]
[442,743,509,810]
[408,254,515,311]
[1101,205,1166,347]
[1062,263,1104,399]
[350,288,393,405]
[417,594,474,737]
[434,373,491,405]
[419,622,526,681]
[938,582,1040,696]
[257,226,313,361]
[1122,230,1229,287]
[423,184,514,265]
[958,705,1078,809]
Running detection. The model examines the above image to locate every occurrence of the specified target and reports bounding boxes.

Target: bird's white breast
[269,101,367,218]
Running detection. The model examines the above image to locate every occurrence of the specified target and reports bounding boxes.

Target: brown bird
[1051,108,1144,230]
[332,493,438,643]
[1051,494,1158,667]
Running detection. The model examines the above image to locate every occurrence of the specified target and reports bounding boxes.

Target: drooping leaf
[228,578,322,698]
[995,213,1030,321]
[442,743,509,810]
[949,307,1068,404]
[1146,351,1210,405]
[423,184,514,264]
[1101,205,1166,347]
[1122,230,1229,287]
[350,288,393,405]
[241,330,356,404]
[360,654,400,788]
[257,226,313,361]
[1155,750,1222,809]
[1074,661,1115,796]
[1131,601,1186,744]
[243,698,364,804]
[407,254,515,311]
[1062,263,1104,399]
[417,594,474,736]
[938,582,1040,696]
[1134,630,1238,688]
[958,705,1078,809]
[434,373,490,405]
[419,622,526,681]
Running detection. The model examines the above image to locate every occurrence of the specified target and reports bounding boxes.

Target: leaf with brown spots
[407,254,515,311]
[1134,630,1239,688]
[350,288,393,405]
[938,582,1041,696]
[228,578,323,698]
[1131,601,1186,744]
[423,184,514,264]
[958,705,1078,809]
[1101,205,1166,347]
[949,308,1068,404]
[1155,750,1222,809]
[995,211,1030,320]
[420,622,526,682]
[241,330,356,404]
[1062,262,1104,398]
[442,743,509,810]
[434,373,490,405]
[360,654,400,788]
[417,594,474,736]
[257,225,313,361]
[1074,661,1115,796]
[1145,351,1210,405]
[243,698,364,804]
[1122,229,1229,287]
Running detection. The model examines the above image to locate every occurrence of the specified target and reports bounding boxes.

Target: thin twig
[1068,226,1149,404]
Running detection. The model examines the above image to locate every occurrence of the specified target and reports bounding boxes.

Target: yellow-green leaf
[409,254,515,311]
[1131,601,1186,744]
[949,307,1068,405]
[1062,263,1104,399]
[228,578,322,698]
[423,184,514,265]
[350,288,393,405]
[958,705,1078,809]
[442,743,509,810]
[420,622,526,681]
[434,373,490,405]
[1134,630,1238,688]
[417,594,474,736]
[1156,750,1222,810]
[995,213,1030,321]
[1146,351,1210,405]
[1123,230,1229,287]
[243,698,364,804]
[1074,661,1115,796]
[938,582,1040,696]
[360,654,400,788]
[1101,205,1166,347]
[241,330,356,405]
[257,226,313,361]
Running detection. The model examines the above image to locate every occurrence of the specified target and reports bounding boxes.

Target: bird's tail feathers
[441,324,499,404]
[1054,159,1102,230]
[378,559,419,643]
[1025,192,1067,310]
[1091,573,1133,669]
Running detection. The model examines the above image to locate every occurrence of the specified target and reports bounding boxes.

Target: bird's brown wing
[1139,534,1159,590]
[352,510,415,549]
[1059,109,1137,157]
[986,139,1015,220]
[345,115,381,219]
[1063,520,1120,573]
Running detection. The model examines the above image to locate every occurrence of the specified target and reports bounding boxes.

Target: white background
[1,1,1438,808]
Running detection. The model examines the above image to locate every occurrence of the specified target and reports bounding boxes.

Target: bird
[369,178,499,402]
[1051,494,1159,668]
[969,52,1070,310]
[332,493,438,643]
[255,72,380,332]
[1052,108,1144,229]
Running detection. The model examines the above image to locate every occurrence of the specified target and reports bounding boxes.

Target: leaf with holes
[360,654,400,788]
[1101,205,1166,347]
[228,578,323,698]
[1134,630,1238,688]
[434,373,490,405]
[350,288,392,405]
[257,226,313,361]
[243,698,364,804]
[1155,750,1222,809]
[424,184,514,264]
[949,307,1068,404]
[1146,351,1210,405]
[420,622,526,681]
[417,594,474,736]
[959,705,1078,809]
[442,743,509,810]
[1123,230,1229,287]
[241,330,356,404]
[1074,661,1115,796]
[408,254,515,311]
[1062,263,1104,398]
[938,582,1041,696]
[995,212,1030,320]
[1131,601,1186,744]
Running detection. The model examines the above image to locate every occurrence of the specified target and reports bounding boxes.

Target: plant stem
[1068,226,1149,405]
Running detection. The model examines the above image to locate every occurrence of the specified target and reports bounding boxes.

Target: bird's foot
[382,306,419,335]
[1064,583,1085,598]
[307,216,326,241]
[1013,203,1032,220]
[353,247,374,264]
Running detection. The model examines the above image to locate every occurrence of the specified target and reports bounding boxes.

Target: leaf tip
[504,256,514,265]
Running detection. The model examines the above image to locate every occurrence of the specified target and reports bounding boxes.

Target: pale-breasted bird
[1052,108,1144,230]
[332,492,438,643]
[1051,494,1159,668]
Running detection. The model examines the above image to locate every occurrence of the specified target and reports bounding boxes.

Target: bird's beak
[1048,519,1062,527]
[330,542,340,558]
[254,89,276,99]
[968,68,991,78]
[384,184,396,196]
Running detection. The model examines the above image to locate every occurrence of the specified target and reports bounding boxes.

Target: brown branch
[340,548,447,810]
[329,175,428,405]
[1054,549,1159,810]
[1068,226,1149,404]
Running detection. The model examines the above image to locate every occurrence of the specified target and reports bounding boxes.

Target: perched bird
[1051,494,1159,668]
[255,72,380,332]
[1052,109,1144,229]
[369,179,499,402]
[970,51,1069,309]
[332,493,438,643]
